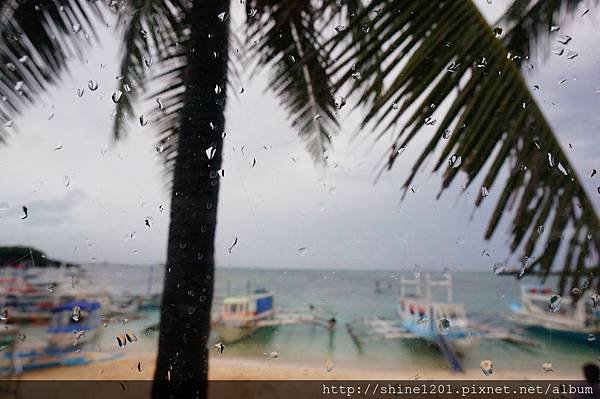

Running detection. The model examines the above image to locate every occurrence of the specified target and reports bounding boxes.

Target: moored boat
[213,289,275,342]
[46,300,102,349]
[212,288,336,343]
[508,284,600,341]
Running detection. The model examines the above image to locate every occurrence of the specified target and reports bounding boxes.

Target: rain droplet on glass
[112,90,122,103]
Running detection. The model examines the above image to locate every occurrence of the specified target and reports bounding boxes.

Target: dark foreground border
[0,380,598,399]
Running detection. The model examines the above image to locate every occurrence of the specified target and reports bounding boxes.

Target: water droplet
[88,80,98,91]
[16,332,26,342]
[449,154,462,168]
[144,57,153,68]
[553,48,564,56]
[480,360,493,376]
[14,81,23,92]
[413,265,422,279]
[548,295,561,312]
[206,146,216,159]
[214,84,222,94]
[4,120,13,128]
[138,362,143,372]
[77,88,84,98]
[325,359,334,371]
[438,318,450,334]
[112,90,122,103]
[156,98,163,110]
[125,330,138,343]
[217,11,228,21]
[264,351,279,358]
[565,50,578,60]
[214,342,225,353]
[588,334,596,342]
[63,175,71,187]
[227,237,238,254]
[139,114,148,126]
[6,62,16,71]
[447,61,461,72]
[550,26,560,32]
[21,206,28,220]
[547,153,555,167]
[557,35,572,45]
[72,306,81,322]
[589,293,600,309]
[18,55,28,64]
[492,27,503,36]
[481,186,489,197]
[335,96,346,110]
[72,23,81,33]
[124,84,132,92]
[542,362,554,373]
[492,262,507,275]
[442,129,452,139]
[424,117,436,126]
[557,163,568,175]
[116,335,126,348]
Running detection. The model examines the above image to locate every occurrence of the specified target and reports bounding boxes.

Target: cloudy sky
[0,0,598,271]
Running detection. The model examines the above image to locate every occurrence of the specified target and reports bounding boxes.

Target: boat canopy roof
[223,291,272,304]
[51,300,101,313]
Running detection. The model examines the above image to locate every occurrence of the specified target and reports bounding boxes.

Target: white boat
[347,272,537,372]
[212,289,336,343]
[508,284,600,341]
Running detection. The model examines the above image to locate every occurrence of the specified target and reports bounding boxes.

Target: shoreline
[16,354,584,380]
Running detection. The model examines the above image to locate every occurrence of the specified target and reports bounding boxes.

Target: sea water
[20,265,600,375]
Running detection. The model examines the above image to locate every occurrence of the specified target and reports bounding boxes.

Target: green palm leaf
[0,0,102,141]
[245,0,341,162]
[332,0,599,295]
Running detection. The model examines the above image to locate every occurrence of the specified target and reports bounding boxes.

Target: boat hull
[213,323,260,343]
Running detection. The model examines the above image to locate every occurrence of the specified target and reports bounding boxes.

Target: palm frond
[0,0,103,140]
[499,0,595,64]
[111,0,190,141]
[331,0,599,295]
[245,0,340,163]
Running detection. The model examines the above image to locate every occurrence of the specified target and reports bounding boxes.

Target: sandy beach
[18,354,583,380]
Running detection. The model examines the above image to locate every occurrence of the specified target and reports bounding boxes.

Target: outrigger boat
[507,284,600,342]
[212,289,336,343]
[0,300,111,374]
[347,272,537,372]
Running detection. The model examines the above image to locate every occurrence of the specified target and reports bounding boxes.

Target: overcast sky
[0,0,598,271]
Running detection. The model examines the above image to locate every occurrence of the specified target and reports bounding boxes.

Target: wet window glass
[0,0,599,397]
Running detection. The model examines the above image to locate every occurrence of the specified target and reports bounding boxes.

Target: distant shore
[18,354,583,380]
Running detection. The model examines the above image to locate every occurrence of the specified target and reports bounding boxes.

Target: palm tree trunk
[153,0,230,396]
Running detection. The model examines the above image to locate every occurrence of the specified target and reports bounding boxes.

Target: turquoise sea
[21,266,600,376]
